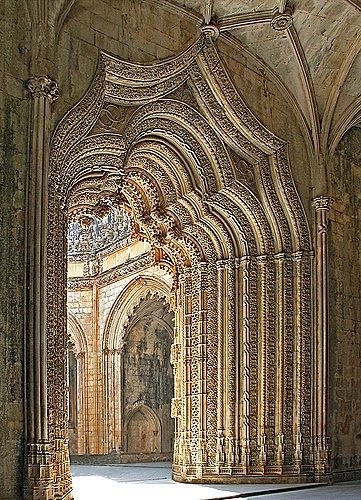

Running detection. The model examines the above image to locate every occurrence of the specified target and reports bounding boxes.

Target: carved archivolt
[45,31,315,493]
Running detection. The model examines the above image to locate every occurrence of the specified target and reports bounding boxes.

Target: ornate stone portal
[25,31,328,497]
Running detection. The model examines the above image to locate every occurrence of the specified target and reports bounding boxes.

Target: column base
[25,439,73,500]
[25,442,54,500]
[172,463,318,484]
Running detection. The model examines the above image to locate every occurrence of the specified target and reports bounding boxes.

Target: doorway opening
[66,177,175,464]
[38,36,314,499]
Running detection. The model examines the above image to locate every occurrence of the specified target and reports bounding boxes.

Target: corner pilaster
[24,76,61,499]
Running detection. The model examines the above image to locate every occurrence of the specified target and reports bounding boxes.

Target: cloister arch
[102,276,174,455]
[103,275,173,353]
[32,30,316,497]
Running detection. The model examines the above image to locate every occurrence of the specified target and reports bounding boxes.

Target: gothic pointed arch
[45,31,315,494]
[102,275,174,455]
[103,275,173,353]
[67,312,87,355]
[124,403,162,454]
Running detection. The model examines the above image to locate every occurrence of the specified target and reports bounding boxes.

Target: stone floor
[71,462,361,499]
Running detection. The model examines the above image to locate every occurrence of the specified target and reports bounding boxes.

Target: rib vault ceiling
[31,0,361,159]
[165,0,361,159]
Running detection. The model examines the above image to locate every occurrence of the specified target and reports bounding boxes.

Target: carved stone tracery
[26,32,321,498]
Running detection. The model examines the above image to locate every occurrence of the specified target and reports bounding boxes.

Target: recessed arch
[124,403,162,454]
[103,274,173,353]
[67,311,88,355]
[41,31,314,496]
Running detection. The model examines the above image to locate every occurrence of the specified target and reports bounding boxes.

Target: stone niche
[122,297,174,461]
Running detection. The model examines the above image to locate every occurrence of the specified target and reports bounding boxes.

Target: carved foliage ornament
[27,75,59,101]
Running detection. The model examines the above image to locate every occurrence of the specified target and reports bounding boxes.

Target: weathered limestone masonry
[0,1,31,498]
[0,1,360,499]
[329,128,361,481]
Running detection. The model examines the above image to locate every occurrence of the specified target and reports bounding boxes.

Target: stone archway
[26,31,317,498]
[103,276,174,459]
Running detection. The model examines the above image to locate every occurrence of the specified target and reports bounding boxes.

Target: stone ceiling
[167,0,361,158]
[40,0,361,157]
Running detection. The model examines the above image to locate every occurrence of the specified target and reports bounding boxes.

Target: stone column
[170,275,182,466]
[257,255,268,468]
[216,260,227,468]
[196,262,208,474]
[75,352,87,455]
[312,196,333,477]
[274,253,286,469]
[25,76,59,499]
[239,256,251,472]
[180,268,192,475]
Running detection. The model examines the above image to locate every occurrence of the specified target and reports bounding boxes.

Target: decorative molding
[42,33,316,493]
[218,9,276,32]
[312,196,334,213]
[67,251,154,290]
[201,23,219,39]
[203,0,213,25]
[321,33,361,157]
[312,195,333,476]
[270,7,293,31]
[26,75,59,101]
[287,25,320,155]
[329,95,361,156]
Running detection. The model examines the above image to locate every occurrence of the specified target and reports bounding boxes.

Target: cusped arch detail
[103,275,172,353]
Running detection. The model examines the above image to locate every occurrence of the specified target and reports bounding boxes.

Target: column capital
[26,75,59,101]
[312,196,333,212]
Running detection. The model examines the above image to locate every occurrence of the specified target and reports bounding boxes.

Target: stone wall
[329,126,361,476]
[218,40,313,220]
[54,0,198,119]
[0,1,30,497]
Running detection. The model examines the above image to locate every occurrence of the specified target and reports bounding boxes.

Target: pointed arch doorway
[66,182,177,463]
[25,32,316,498]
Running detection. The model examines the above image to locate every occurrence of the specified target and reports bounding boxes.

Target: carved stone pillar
[274,253,286,469]
[104,347,123,454]
[312,196,333,478]
[196,262,208,473]
[179,268,193,475]
[216,260,227,468]
[25,76,60,499]
[74,352,87,455]
[239,256,251,472]
[226,259,237,468]
[257,255,268,469]
[171,275,182,467]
